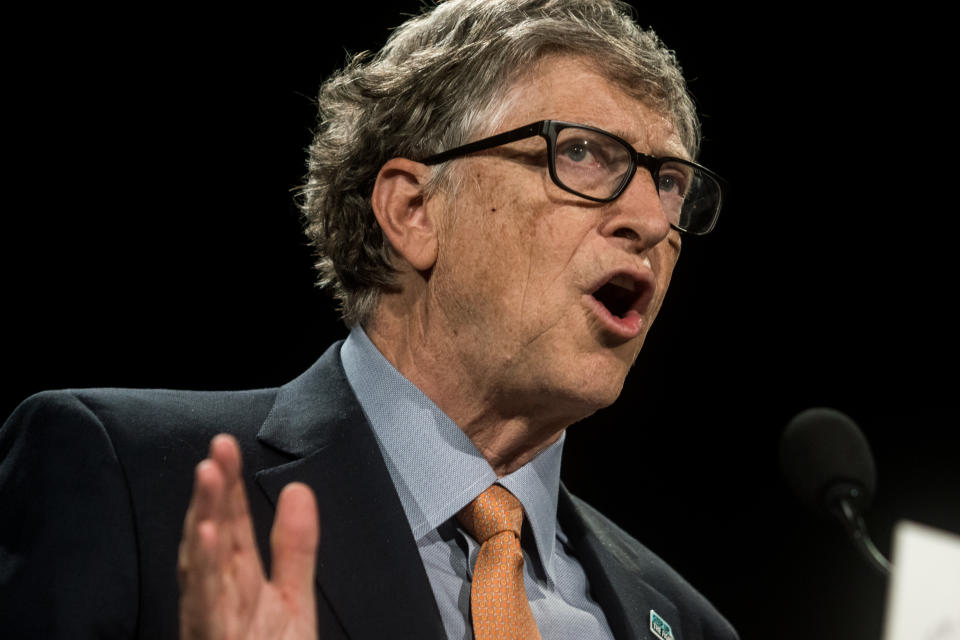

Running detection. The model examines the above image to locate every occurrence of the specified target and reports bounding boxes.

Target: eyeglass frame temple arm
[420,122,547,165]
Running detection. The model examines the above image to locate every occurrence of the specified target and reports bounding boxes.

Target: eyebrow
[606,126,690,161]
[608,127,634,141]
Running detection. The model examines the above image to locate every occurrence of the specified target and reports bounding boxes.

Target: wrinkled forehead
[492,54,690,159]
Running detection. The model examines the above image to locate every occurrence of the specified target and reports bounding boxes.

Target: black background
[4,4,957,639]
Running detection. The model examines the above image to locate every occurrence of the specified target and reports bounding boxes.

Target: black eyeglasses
[421,120,724,236]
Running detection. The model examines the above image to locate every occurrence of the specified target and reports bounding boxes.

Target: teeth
[608,274,637,292]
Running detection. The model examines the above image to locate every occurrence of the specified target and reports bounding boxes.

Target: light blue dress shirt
[341,327,614,640]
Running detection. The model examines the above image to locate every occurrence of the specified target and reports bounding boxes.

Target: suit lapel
[253,342,447,640]
[559,485,683,640]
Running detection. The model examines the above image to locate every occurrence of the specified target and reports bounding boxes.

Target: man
[0,1,734,638]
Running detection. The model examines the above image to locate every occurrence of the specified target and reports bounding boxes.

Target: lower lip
[585,295,644,339]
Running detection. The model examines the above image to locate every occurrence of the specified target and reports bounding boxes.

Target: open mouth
[587,271,654,338]
[592,273,650,317]
[593,276,641,318]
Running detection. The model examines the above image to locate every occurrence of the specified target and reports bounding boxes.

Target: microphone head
[780,407,877,516]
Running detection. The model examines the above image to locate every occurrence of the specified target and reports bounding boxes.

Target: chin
[550,363,630,419]
[582,380,627,411]
[542,386,623,429]
[584,350,636,405]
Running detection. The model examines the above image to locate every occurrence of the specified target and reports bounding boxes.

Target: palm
[179,435,319,640]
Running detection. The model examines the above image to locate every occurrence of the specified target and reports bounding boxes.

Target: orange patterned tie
[457,484,542,640]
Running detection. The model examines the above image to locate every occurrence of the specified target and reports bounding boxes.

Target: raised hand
[178,434,319,640]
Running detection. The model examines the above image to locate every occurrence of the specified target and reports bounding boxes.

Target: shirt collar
[340,326,565,579]
[498,431,564,579]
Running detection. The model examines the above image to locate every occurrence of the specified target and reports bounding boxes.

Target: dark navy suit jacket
[0,342,737,639]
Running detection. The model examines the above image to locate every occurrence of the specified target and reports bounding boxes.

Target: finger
[270,482,320,603]
[207,433,267,624]
[181,441,227,544]
[208,434,260,555]
[179,459,226,582]
[193,457,227,527]
[179,460,228,639]
[209,433,242,482]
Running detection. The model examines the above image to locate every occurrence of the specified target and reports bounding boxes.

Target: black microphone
[780,407,891,576]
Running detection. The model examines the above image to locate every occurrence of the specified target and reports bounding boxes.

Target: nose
[598,168,672,252]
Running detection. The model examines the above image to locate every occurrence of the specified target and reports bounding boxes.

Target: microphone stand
[826,482,892,576]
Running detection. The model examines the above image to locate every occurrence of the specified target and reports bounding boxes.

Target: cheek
[434,200,532,321]
[645,237,681,320]
[659,234,681,290]
[441,165,589,324]
[511,214,590,319]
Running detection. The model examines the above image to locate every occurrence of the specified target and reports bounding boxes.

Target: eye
[565,143,587,161]
[560,140,603,166]
[657,166,692,197]
[658,174,684,195]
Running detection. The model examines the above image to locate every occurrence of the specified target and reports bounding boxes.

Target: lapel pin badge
[650,609,675,640]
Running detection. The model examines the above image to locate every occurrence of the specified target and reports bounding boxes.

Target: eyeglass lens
[553,126,719,234]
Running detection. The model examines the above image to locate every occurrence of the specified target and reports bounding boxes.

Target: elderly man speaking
[0,1,734,639]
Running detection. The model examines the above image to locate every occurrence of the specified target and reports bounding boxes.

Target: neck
[364,298,585,477]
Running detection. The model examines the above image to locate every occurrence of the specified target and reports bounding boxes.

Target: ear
[371,158,438,272]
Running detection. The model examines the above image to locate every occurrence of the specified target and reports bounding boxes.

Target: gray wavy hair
[299,0,700,327]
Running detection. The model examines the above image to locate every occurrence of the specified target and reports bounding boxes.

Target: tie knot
[457,484,524,543]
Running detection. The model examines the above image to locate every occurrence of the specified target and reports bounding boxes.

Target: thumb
[270,482,320,599]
